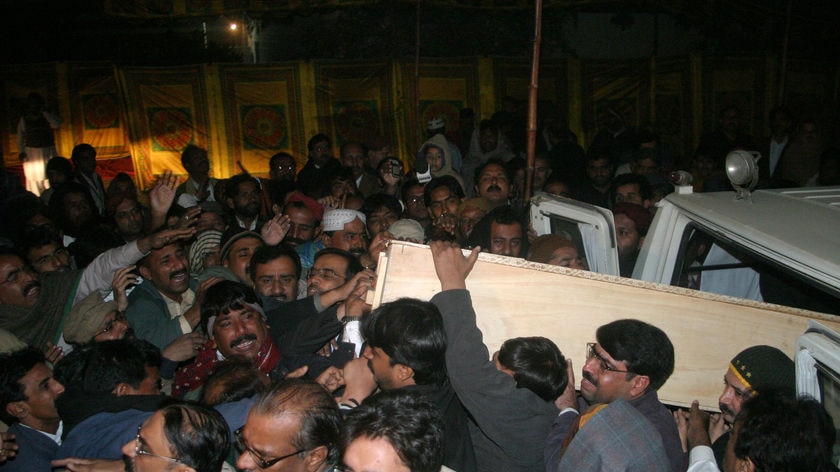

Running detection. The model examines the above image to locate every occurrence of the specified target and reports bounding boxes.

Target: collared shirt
[769,137,788,176]
[235,216,258,231]
[163,288,196,334]
[18,421,63,446]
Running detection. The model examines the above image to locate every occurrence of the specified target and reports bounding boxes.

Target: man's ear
[320,232,331,247]
[113,382,136,397]
[303,445,328,472]
[396,364,415,383]
[637,236,646,250]
[737,457,755,472]
[138,265,152,280]
[628,374,650,398]
[6,401,26,420]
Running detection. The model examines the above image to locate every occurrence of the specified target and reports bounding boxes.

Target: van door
[529,192,620,275]
[796,321,840,440]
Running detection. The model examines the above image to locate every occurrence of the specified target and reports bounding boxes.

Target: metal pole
[778,0,793,103]
[414,0,422,159]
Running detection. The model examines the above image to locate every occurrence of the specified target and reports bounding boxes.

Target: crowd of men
[0,104,837,472]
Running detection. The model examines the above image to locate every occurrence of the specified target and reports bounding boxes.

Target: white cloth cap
[322,209,366,232]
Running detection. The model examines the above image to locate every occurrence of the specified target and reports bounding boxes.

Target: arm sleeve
[431,289,556,459]
[686,446,721,472]
[73,240,145,304]
[544,409,580,471]
[266,298,342,356]
[124,294,188,350]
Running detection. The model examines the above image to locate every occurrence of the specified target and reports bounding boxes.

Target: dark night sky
[4,0,840,65]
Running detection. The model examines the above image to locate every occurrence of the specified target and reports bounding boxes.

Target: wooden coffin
[371,241,840,410]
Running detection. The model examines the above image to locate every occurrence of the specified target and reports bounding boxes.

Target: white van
[530,186,840,315]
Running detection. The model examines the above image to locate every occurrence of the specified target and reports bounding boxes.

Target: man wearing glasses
[546,319,684,472]
[122,402,230,472]
[235,378,343,472]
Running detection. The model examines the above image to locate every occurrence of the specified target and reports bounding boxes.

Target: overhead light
[229,22,238,31]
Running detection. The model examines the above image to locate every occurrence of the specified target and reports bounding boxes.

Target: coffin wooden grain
[371,241,840,410]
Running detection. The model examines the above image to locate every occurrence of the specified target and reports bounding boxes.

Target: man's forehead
[491,222,523,236]
[617,183,640,194]
[724,368,749,391]
[480,165,506,177]
[313,254,348,272]
[216,305,260,321]
[255,257,296,275]
[431,186,453,200]
[0,255,26,273]
[285,206,316,221]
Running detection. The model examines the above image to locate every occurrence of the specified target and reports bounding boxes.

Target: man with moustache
[678,345,795,470]
[281,193,323,249]
[0,227,193,352]
[547,319,684,472]
[174,272,371,398]
[296,209,367,276]
[125,238,222,351]
[250,244,303,309]
[306,248,364,359]
[474,160,512,209]
[225,174,267,234]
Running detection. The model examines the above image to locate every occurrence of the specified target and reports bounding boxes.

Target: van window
[672,225,839,315]
[546,214,590,270]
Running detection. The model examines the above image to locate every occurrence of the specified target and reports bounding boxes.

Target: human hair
[497,337,568,402]
[361,298,447,386]
[312,248,363,279]
[479,118,499,134]
[734,390,837,472]
[181,144,207,169]
[225,173,260,199]
[61,339,156,394]
[0,347,46,423]
[611,173,653,203]
[202,360,268,406]
[307,133,331,152]
[342,390,444,472]
[249,244,302,282]
[464,205,529,255]
[160,401,231,472]
[400,176,423,204]
[105,172,138,200]
[46,156,74,179]
[474,158,511,185]
[200,281,261,336]
[253,378,342,465]
[595,319,674,392]
[70,143,96,165]
[340,141,366,156]
[48,181,97,230]
[423,176,465,208]
[361,194,402,221]
[269,152,296,168]
[19,225,62,259]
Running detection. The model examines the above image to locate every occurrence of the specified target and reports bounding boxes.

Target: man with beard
[677,345,795,470]
[547,318,684,472]
[574,152,615,208]
[250,244,302,309]
[124,238,222,351]
[473,160,511,209]
[173,277,368,398]
[219,231,265,285]
[281,192,323,249]
[108,193,146,243]
[225,174,266,234]
[296,209,367,276]
[0,227,193,353]
[424,176,464,241]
